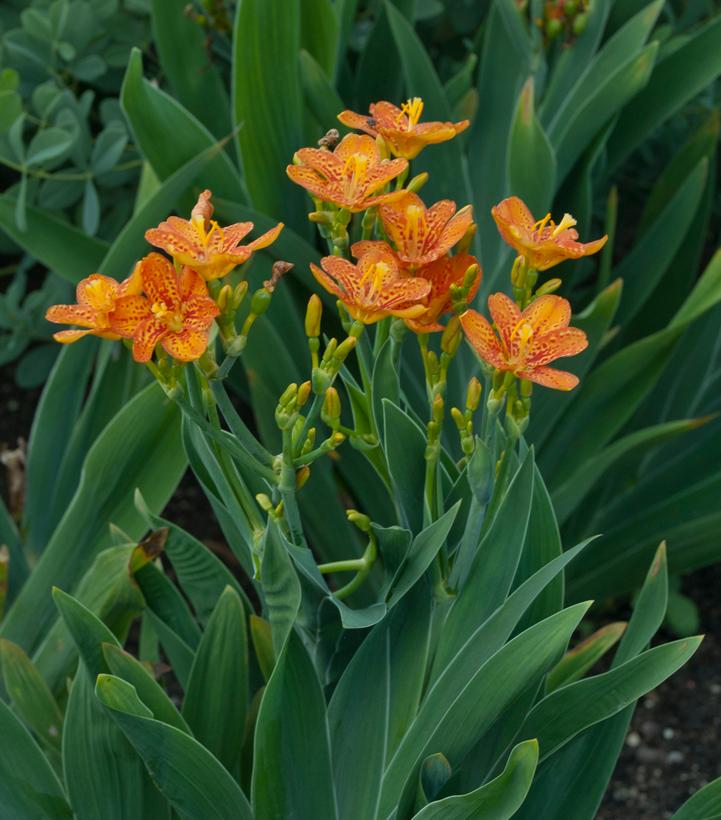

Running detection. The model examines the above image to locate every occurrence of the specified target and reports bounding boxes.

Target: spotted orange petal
[334,133,380,164]
[523,295,571,335]
[183,295,220,330]
[460,309,506,369]
[337,109,379,137]
[351,240,397,261]
[53,328,96,343]
[520,365,579,391]
[145,216,202,260]
[162,327,210,362]
[46,304,98,328]
[286,165,334,202]
[310,262,350,301]
[110,295,150,337]
[527,327,588,367]
[293,147,342,182]
[132,318,166,363]
[487,292,522,353]
[179,266,210,300]
[238,223,284,256]
[220,222,255,251]
[138,253,180,306]
[76,274,120,310]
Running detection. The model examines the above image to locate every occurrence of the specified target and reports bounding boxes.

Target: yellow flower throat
[151,301,184,332]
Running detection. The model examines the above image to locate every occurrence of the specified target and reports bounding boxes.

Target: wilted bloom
[338,98,469,160]
[145,189,283,280]
[492,196,607,271]
[46,272,141,343]
[110,253,219,362]
[460,292,588,390]
[355,192,473,268]
[310,245,430,324]
[287,134,408,212]
[406,253,481,333]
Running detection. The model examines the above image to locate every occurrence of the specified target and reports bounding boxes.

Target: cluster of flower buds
[451,377,482,459]
[538,0,591,42]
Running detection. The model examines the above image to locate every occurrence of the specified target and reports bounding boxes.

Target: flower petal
[46,304,98,328]
[337,109,379,137]
[110,295,150,337]
[286,165,332,201]
[310,263,347,301]
[138,253,180,306]
[132,318,166,363]
[522,294,571,335]
[487,292,522,353]
[460,309,506,368]
[162,327,210,362]
[521,365,579,391]
[145,216,203,260]
[183,295,220,330]
[76,274,120,311]
[527,327,588,367]
[293,147,342,182]
[53,328,95,343]
[179,266,210,300]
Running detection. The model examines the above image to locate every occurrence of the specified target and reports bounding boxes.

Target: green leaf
[520,636,701,761]
[299,49,346,132]
[413,739,539,819]
[300,0,339,79]
[121,48,243,200]
[82,178,100,236]
[134,490,251,624]
[97,675,252,820]
[26,126,75,167]
[608,14,721,172]
[614,159,707,326]
[377,602,591,818]
[150,0,230,138]
[1,384,186,656]
[384,0,473,206]
[0,195,109,283]
[0,638,63,752]
[507,77,556,216]
[102,643,190,734]
[672,776,721,819]
[182,586,248,773]
[552,43,658,183]
[231,0,306,226]
[383,399,427,532]
[0,697,71,819]
[52,587,119,679]
[250,614,275,682]
[260,519,302,657]
[252,630,337,820]
[91,121,128,175]
[546,622,626,693]
[63,671,165,820]
[329,581,432,820]
[437,450,535,674]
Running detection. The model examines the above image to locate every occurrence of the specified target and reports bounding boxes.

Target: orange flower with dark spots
[45,271,141,343]
[287,134,408,212]
[310,245,430,324]
[405,253,482,333]
[338,98,469,159]
[110,253,219,362]
[492,196,607,271]
[145,189,283,280]
[460,292,588,390]
[363,192,473,268]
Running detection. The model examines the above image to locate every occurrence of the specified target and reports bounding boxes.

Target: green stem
[279,428,305,545]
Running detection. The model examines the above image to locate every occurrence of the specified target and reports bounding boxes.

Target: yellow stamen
[359,261,389,299]
[342,154,369,199]
[405,204,425,256]
[551,213,577,237]
[151,301,184,332]
[533,213,552,233]
[401,97,424,130]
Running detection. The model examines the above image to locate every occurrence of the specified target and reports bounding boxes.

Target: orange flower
[460,292,588,390]
[357,192,473,268]
[145,189,283,280]
[45,271,141,344]
[287,134,408,212]
[492,196,607,271]
[110,253,219,362]
[338,98,469,160]
[405,253,481,333]
[310,245,430,324]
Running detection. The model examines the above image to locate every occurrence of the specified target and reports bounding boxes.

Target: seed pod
[546,17,563,37]
[250,287,272,316]
[572,11,588,33]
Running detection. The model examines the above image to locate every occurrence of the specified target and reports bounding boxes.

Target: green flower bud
[250,287,273,316]
[305,294,323,338]
[545,17,563,37]
[572,11,588,33]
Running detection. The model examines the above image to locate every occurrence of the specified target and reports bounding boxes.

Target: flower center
[152,301,184,333]
[359,260,390,301]
[342,153,370,199]
[401,97,424,130]
[510,320,535,363]
[193,218,225,251]
[404,204,426,256]
[532,212,577,240]
[84,279,115,312]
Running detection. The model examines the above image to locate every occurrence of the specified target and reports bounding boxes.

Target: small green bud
[545,17,563,37]
[441,316,462,356]
[312,366,332,394]
[232,280,249,309]
[572,11,588,33]
[347,510,371,532]
[217,284,233,312]
[296,465,311,489]
[534,277,562,297]
[297,380,312,408]
[305,294,323,338]
[450,406,465,430]
[406,172,429,193]
[321,386,341,428]
[334,336,357,363]
[466,376,482,412]
[564,0,578,14]
[250,287,272,316]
